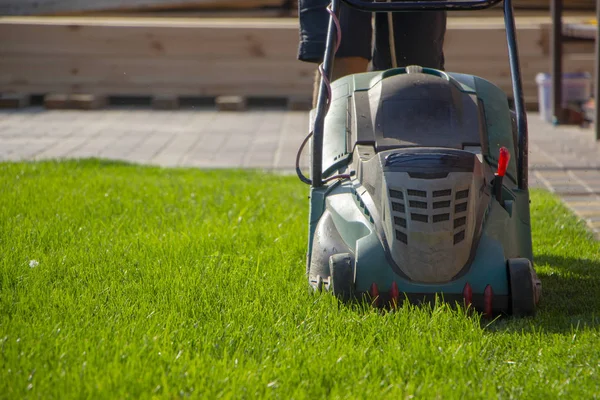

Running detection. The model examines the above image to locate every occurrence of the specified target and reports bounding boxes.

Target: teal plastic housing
[307,68,532,295]
[308,182,532,296]
[320,68,519,185]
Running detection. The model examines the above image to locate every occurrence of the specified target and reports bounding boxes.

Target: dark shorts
[297,0,447,70]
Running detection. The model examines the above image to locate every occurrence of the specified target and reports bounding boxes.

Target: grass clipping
[1,160,599,399]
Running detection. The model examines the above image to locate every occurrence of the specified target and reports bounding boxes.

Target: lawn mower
[296,0,542,317]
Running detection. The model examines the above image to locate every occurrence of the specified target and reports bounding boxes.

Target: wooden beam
[63,9,288,18]
[216,95,247,111]
[0,0,284,16]
[0,17,316,98]
[0,93,29,108]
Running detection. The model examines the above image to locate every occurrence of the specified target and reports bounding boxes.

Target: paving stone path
[527,115,600,239]
[1,107,599,239]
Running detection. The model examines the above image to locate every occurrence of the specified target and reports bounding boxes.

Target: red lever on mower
[494,147,510,205]
[496,147,510,177]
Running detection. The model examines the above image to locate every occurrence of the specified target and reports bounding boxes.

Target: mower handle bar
[340,0,502,12]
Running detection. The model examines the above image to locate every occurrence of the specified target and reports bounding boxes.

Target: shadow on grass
[490,253,600,333]
[536,254,600,315]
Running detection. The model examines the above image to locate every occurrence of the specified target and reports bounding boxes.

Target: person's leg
[310,57,368,107]
[372,11,447,71]
[297,0,372,106]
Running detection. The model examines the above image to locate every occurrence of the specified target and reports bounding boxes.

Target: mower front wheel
[329,253,355,302]
[507,258,537,317]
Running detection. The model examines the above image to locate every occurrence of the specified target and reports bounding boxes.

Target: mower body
[306,67,539,315]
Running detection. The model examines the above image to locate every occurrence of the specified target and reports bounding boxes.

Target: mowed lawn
[1,160,599,399]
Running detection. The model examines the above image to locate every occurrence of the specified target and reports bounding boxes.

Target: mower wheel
[507,258,536,317]
[329,253,355,302]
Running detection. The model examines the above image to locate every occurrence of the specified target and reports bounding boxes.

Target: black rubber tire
[507,258,536,317]
[329,253,355,302]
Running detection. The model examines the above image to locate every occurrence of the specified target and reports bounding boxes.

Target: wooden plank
[68,9,288,18]
[0,18,315,97]
[512,0,596,9]
[0,93,29,108]
[44,93,106,109]
[70,93,106,109]
[2,16,591,59]
[0,19,307,59]
[216,96,247,111]
[152,95,180,109]
[539,23,597,55]
[0,55,314,96]
[44,93,73,109]
[287,95,312,111]
[0,1,284,16]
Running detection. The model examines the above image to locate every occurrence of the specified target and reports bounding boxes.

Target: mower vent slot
[409,200,427,209]
[433,200,451,209]
[394,216,407,228]
[333,152,345,161]
[433,189,452,197]
[396,230,408,244]
[433,213,450,223]
[454,230,466,244]
[455,202,468,213]
[407,189,427,197]
[456,189,470,200]
[392,202,405,213]
[454,216,467,229]
[389,189,404,200]
[411,213,428,223]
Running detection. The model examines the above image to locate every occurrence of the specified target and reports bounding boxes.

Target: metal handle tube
[311,0,341,187]
[551,0,563,124]
[341,0,502,12]
[504,0,528,189]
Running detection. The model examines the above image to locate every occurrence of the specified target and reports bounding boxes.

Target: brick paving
[0,107,599,239]
[0,108,310,169]
[527,114,600,239]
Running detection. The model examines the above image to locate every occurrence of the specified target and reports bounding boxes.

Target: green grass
[1,159,599,399]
